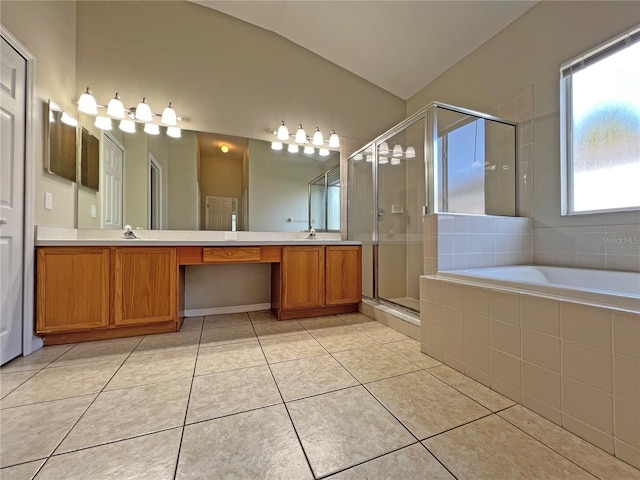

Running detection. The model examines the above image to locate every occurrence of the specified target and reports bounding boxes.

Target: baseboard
[184,303,272,317]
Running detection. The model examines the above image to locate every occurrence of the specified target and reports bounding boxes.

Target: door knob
[0,218,7,225]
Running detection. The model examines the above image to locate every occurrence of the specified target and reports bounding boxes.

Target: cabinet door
[282,246,325,309]
[114,247,176,325]
[326,246,362,305]
[37,247,110,333]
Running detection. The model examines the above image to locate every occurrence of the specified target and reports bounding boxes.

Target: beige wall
[168,130,199,230]
[407,1,640,228]
[2,1,77,228]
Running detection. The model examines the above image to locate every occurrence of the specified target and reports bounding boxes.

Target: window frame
[560,24,640,216]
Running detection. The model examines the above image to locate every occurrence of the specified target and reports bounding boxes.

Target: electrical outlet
[91,205,97,218]
[44,192,53,210]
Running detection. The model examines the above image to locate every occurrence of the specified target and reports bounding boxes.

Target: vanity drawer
[203,247,262,263]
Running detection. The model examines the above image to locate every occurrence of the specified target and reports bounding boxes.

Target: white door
[102,134,124,229]
[0,37,26,364]
[205,195,236,231]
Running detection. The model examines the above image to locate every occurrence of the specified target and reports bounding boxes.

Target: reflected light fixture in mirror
[271,141,283,150]
[95,116,112,130]
[144,123,160,135]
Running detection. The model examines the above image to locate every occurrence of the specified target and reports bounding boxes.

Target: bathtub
[420,266,640,466]
[437,265,640,312]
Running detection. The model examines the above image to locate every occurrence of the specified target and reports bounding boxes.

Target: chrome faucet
[123,225,138,239]
[307,228,316,239]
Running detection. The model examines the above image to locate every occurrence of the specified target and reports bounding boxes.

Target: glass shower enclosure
[347,102,517,314]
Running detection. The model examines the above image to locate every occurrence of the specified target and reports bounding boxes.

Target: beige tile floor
[1,311,638,479]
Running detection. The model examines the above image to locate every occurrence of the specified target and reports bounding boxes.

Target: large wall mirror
[76,114,340,232]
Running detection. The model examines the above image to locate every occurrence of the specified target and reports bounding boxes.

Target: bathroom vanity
[35,238,361,345]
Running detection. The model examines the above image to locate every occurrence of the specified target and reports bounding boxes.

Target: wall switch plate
[44,192,53,210]
[224,231,237,240]
[91,205,97,218]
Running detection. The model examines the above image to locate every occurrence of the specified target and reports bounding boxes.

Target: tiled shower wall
[533,224,640,272]
[424,213,532,274]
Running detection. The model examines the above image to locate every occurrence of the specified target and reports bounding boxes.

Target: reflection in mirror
[80,127,99,190]
[76,114,340,232]
[46,100,77,182]
[309,164,340,232]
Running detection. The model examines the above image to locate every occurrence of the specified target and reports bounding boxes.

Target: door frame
[1,26,40,355]
[148,153,162,229]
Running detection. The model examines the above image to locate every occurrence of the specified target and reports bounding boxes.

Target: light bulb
[107,93,125,119]
[144,123,160,135]
[405,146,416,159]
[391,158,401,166]
[304,145,314,155]
[319,148,330,157]
[161,102,177,126]
[221,145,229,153]
[271,142,283,150]
[379,142,389,156]
[276,121,289,141]
[167,126,181,138]
[95,116,112,130]
[392,144,403,158]
[119,119,136,133]
[353,153,363,161]
[288,144,299,153]
[328,130,340,148]
[60,112,78,127]
[78,87,98,115]
[295,124,307,144]
[135,98,153,122]
[378,156,389,165]
[312,127,324,146]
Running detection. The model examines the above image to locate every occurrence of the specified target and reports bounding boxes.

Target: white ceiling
[192,1,538,100]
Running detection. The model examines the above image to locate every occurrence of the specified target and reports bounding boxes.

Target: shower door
[376,118,426,311]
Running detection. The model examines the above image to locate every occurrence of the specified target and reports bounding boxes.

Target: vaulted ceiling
[193,1,538,100]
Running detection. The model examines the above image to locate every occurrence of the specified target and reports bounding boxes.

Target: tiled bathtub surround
[423,213,532,273]
[533,224,640,272]
[420,275,640,468]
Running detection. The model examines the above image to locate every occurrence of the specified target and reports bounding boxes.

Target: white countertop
[34,226,361,247]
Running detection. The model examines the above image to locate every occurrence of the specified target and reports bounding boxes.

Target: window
[561,26,640,214]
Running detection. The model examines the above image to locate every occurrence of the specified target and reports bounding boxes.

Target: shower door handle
[377,208,385,221]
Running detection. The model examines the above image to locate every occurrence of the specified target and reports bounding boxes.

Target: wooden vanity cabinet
[276,245,361,319]
[37,247,111,333]
[114,247,176,326]
[36,246,178,344]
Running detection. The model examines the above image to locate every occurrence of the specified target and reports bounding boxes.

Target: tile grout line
[250,313,319,479]
[173,315,207,480]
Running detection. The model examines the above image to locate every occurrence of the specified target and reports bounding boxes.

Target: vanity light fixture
[271,141,283,151]
[312,127,324,146]
[119,119,136,133]
[295,124,307,144]
[378,156,389,165]
[78,88,99,115]
[94,116,112,131]
[328,130,340,148]
[288,143,299,153]
[379,142,390,156]
[106,93,126,119]
[276,121,289,141]
[353,153,364,161]
[167,126,181,138]
[390,158,401,166]
[76,88,186,138]
[135,98,153,122]
[304,145,315,155]
[161,102,177,126]
[144,123,160,135]
[272,122,340,149]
